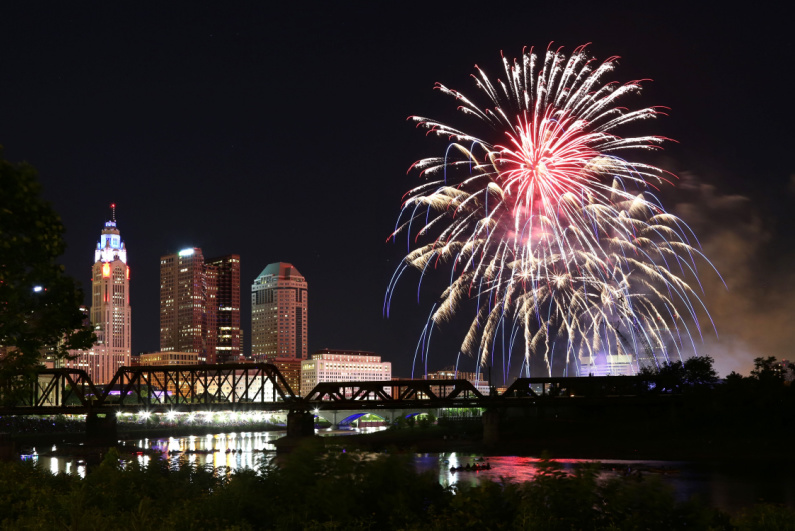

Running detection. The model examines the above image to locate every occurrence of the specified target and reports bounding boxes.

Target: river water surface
[23,428,795,514]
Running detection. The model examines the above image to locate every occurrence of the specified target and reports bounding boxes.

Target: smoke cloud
[673,173,795,377]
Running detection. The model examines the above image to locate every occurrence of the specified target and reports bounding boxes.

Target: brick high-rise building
[159,248,217,363]
[62,205,131,384]
[251,263,307,360]
[206,254,242,363]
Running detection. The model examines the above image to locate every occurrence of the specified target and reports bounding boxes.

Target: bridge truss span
[103,363,300,411]
[1,363,301,414]
[503,376,652,399]
[1,368,663,417]
[304,379,485,410]
[4,368,101,414]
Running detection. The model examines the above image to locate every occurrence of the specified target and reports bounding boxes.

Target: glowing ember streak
[387,45,720,378]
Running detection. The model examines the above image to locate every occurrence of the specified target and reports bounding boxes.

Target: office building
[160,248,217,362]
[139,351,199,395]
[425,368,490,395]
[251,262,307,360]
[269,358,303,396]
[301,349,391,396]
[579,352,635,377]
[62,206,131,384]
[206,255,242,363]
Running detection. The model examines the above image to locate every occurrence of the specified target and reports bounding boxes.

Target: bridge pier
[85,411,118,446]
[274,410,316,453]
[482,408,501,447]
[286,410,315,437]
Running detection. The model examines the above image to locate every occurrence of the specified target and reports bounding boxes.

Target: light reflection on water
[21,430,795,512]
[25,431,286,477]
[126,431,281,472]
[415,453,795,512]
[415,453,679,488]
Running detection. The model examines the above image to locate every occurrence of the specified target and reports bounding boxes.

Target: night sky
[1,2,792,380]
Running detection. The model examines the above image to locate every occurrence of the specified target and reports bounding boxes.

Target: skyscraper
[206,254,242,363]
[63,205,131,384]
[251,263,307,360]
[159,248,217,362]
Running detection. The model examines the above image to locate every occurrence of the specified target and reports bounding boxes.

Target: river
[22,428,795,514]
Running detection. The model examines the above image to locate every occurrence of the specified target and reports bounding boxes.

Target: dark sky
[1,2,793,379]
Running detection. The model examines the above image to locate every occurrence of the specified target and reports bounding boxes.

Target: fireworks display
[386,45,719,379]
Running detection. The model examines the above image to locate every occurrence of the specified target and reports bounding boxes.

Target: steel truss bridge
[0,363,659,417]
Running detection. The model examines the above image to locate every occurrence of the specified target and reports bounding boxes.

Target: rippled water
[24,427,387,476]
[415,452,795,511]
[22,430,795,512]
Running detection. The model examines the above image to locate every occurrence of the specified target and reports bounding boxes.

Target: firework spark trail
[387,45,721,378]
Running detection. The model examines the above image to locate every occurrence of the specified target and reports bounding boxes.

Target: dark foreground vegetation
[1,441,794,531]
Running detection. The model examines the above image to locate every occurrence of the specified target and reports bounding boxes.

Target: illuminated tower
[206,255,242,363]
[64,205,131,384]
[251,263,307,360]
[159,248,217,362]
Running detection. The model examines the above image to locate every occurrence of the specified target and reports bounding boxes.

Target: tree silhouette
[0,149,94,390]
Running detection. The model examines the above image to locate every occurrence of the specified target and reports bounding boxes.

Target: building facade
[160,248,217,363]
[206,255,242,363]
[62,206,131,384]
[268,358,302,397]
[251,262,307,360]
[579,352,635,377]
[139,351,199,395]
[139,351,199,366]
[301,349,391,396]
[195,370,281,402]
[425,368,490,395]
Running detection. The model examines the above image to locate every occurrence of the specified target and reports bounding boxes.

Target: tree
[639,355,718,393]
[0,149,94,386]
[749,356,785,385]
[639,360,686,393]
[683,355,719,387]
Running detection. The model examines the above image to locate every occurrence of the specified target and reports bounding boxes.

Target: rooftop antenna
[110,203,116,222]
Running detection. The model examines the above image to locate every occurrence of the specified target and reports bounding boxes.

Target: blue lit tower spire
[95,203,127,264]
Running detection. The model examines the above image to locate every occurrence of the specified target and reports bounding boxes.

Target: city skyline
[1,3,793,380]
